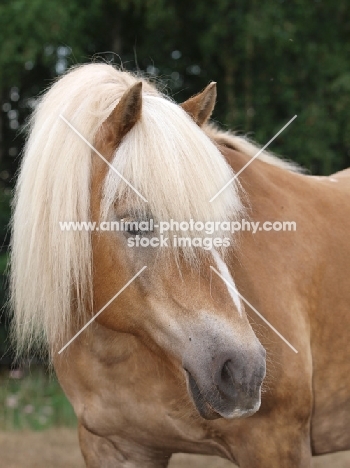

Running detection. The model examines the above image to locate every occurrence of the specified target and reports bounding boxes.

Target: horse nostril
[220,360,233,385]
[214,352,264,400]
[214,358,242,399]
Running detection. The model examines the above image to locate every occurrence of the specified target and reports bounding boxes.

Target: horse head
[90,75,266,419]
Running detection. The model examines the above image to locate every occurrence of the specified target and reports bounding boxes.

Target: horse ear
[181,82,217,126]
[107,81,143,145]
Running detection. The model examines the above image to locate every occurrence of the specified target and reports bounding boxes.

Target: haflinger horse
[10,64,350,467]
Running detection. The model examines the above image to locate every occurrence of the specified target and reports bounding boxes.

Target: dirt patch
[0,429,349,467]
[0,429,84,468]
[172,452,350,468]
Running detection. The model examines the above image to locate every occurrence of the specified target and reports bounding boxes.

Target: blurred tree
[127,0,350,173]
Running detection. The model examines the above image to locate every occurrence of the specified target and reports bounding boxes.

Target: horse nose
[183,340,266,419]
[213,348,266,402]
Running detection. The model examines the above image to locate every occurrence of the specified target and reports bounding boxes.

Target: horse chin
[185,370,260,421]
[185,371,221,420]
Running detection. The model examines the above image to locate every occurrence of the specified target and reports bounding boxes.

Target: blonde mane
[204,124,302,173]
[10,64,242,354]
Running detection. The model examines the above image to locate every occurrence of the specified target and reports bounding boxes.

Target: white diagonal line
[59,114,148,203]
[210,266,298,353]
[210,115,297,202]
[58,266,147,354]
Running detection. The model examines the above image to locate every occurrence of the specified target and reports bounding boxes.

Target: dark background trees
[1,0,350,362]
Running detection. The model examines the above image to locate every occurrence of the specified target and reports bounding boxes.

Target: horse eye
[122,219,151,236]
[126,226,143,236]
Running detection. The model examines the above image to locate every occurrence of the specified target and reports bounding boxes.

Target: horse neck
[220,146,304,215]
[221,144,315,291]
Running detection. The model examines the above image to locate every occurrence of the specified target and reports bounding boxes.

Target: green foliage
[0,0,110,87]
[1,1,350,177]
[141,0,350,173]
[0,368,77,430]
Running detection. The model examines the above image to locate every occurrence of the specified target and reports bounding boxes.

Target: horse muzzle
[183,346,266,420]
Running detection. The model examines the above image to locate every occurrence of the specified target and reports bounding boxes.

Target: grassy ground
[0,367,76,430]
[1,369,350,467]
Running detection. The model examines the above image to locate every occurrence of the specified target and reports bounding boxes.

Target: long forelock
[101,94,244,261]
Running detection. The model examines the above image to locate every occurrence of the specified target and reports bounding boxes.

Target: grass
[0,366,77,431]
